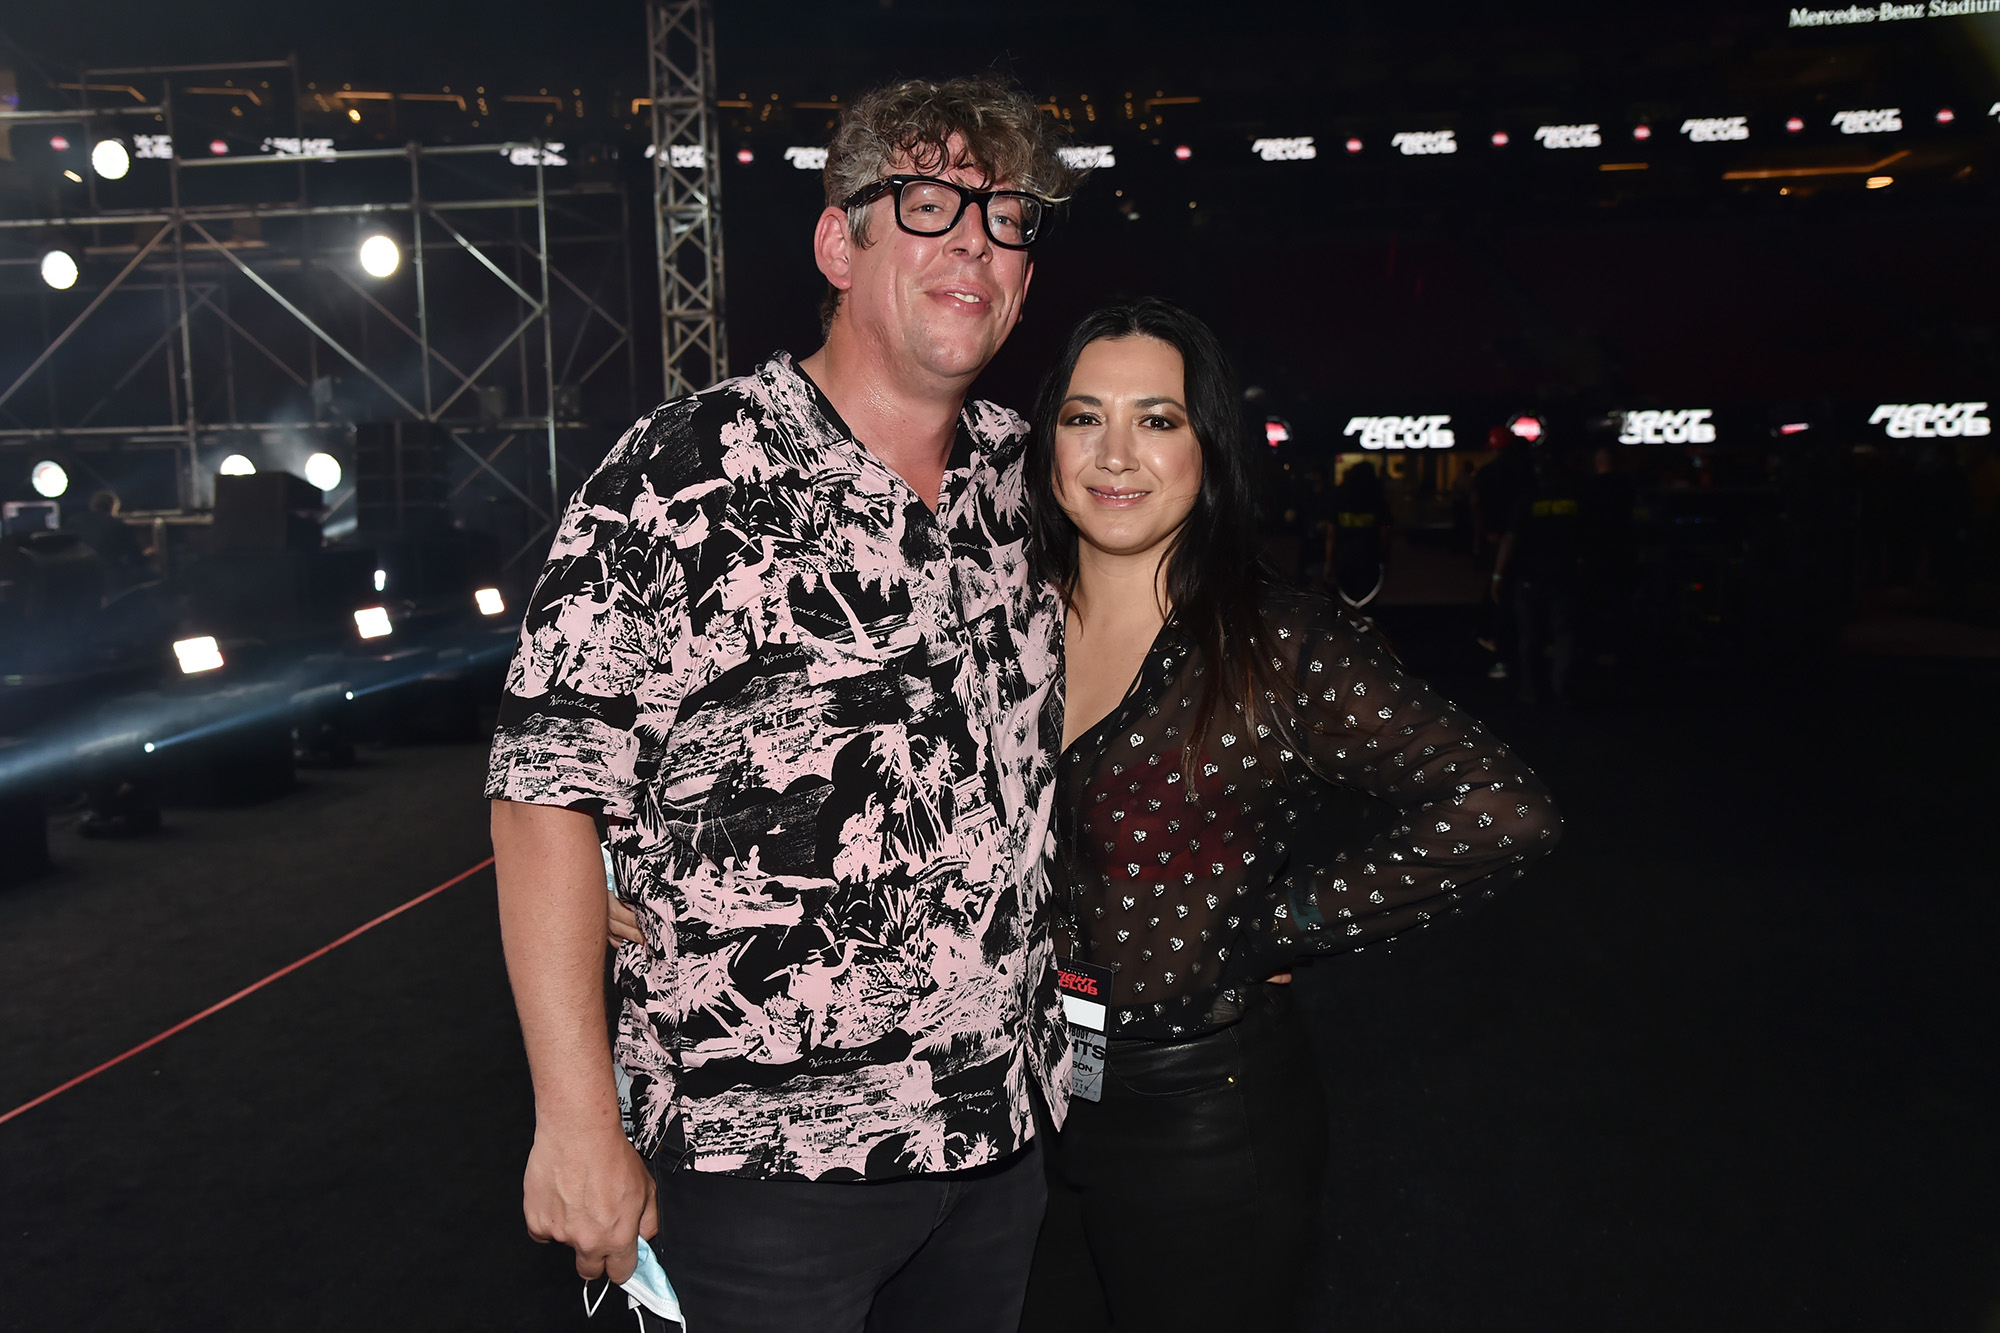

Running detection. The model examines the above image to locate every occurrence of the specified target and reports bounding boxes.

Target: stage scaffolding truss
[648,0,728,400]
[0,59,642,576]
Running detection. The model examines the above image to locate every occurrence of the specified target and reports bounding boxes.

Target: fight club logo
[1618,409,1717,445]
[1058,144,1116,169]
[1868,403,1992,438]
[1344,415,1457,449]
[1833,108,1903,134]
[1534,123,1602,149]
[783,146,827,170]
[1680,116,1750,142]
[1251,136,1317,161]
[1391,130,1458,156]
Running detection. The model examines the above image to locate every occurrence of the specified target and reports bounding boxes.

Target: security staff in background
[1493,446,1584,706]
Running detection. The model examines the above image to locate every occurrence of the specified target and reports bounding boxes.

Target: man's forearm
[492,799,623,1134]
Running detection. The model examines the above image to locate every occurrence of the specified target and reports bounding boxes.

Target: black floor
[3,650,1998,1331]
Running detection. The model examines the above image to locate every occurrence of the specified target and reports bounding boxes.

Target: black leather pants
[1020,984,1329,1332]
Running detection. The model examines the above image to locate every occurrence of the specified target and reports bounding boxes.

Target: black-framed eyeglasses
[841,175,1050,250]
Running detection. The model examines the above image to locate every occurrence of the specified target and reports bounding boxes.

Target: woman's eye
[1142,415,1181,430]
[1063,412,1100,427]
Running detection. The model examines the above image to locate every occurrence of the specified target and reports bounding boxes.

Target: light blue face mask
[583,1238,686,1328]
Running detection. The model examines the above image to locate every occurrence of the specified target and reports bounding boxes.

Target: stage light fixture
[40,250,79,290]
[1936,108,1955,124]
[1507,414,1546,443]
[218,453,256,476]
[1778,423,1811,436]
[1490,130,1509,147]
[1632,124,1652,141]
[475,587,506,616]
[1866,175,1892,189]
[91,139,130,179]
[31,460,69,498]
[347,108,362,123]
[1785,116,1805,133]
[49,134,69,151]
[359,234,400,278]
[354,606,393,639]
[1264,418,1291,448]
[209,139,228,155]
[173,636,225,674]
[304,452,343,491]
[374,568,387,592]
[1344,137,1363,154]
[1174,144,1192,160]
[736,148,754,164]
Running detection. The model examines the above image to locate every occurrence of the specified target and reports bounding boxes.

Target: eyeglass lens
[896,181,1042,246]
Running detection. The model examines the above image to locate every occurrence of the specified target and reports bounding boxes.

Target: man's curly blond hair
[818,76,1082,335]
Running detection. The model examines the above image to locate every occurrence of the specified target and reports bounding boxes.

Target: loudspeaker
[213,472,324,552]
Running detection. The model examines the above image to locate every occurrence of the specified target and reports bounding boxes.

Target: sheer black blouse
[1053,586,1561,1040]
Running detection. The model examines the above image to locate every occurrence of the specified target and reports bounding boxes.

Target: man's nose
[944,201,994,257]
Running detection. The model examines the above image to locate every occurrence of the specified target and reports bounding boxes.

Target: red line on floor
[0,856,496,1129]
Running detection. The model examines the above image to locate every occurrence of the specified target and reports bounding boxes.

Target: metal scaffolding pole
[648,0,728,401]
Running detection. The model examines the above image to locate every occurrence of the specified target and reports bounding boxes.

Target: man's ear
[812,207,854,290]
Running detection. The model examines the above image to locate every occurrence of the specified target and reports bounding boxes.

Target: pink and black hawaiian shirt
[487,354,1070,1180]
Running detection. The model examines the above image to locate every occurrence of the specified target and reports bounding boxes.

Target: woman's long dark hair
[1026,298,1277,758]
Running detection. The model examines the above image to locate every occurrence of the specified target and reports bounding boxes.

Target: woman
[1018,299,1560,1331]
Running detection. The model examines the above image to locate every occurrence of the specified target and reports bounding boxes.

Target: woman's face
[1053,335,1204,567]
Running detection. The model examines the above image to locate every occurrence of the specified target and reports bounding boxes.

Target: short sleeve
[484,407,720,820]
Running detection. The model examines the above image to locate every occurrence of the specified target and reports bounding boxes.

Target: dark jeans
[644,1140,1046,1333]
[1514,577,1577,703]
[1021,984,1329,1332]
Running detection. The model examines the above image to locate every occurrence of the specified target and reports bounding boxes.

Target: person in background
[1494,447,1584,705]
[1019,299,1561,1331]
[496,77,1080,1333]
[1472,433,1533,680]
[1329,458,1394,611]
[66,490,147,592]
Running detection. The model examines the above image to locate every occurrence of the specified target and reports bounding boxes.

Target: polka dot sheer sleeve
[1052,588,1560,1039]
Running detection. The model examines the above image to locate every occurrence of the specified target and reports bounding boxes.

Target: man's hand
[523,1124,659,1282]
[607,892,646,948]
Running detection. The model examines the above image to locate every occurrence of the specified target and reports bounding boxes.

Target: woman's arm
[1264,601,1561,959]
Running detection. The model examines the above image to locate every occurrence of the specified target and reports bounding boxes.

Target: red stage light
[1490,130,1509,147]
[1507,414,1545,443]
[1174,144,1192,160]
[1778,422,1811,435]
[1632,124,1652,141]
[1344,136,1362,154]
[1785,116,1805,133]
[1936,108,1955,124]
[736,148,754,164]
[209,139,228,155]
[1264,418,1291,447]
[49,134,70,151]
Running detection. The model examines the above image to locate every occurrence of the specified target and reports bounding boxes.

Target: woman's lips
[1087,486,1149,508]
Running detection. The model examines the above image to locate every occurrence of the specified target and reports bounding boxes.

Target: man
[1493,445,1584,705]
[67,490,147,591]
[486,78,1080,1332]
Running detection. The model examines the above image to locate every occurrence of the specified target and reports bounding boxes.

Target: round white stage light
[218,453,257,476]
[31,460,69,498]
[304,452,343,491]
[91,139,131,180]
[41,250,79,290]
[358,234,400,278]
